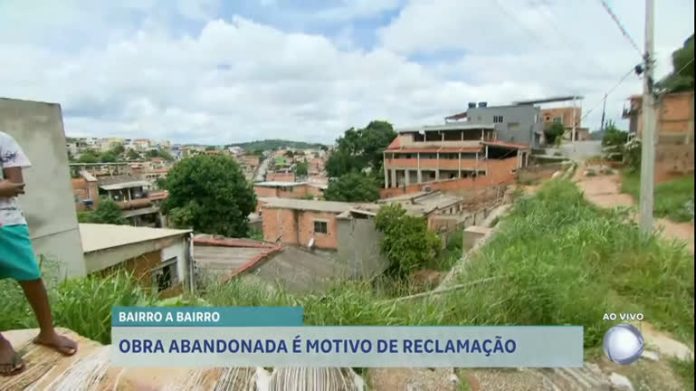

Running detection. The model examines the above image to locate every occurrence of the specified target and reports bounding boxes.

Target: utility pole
[600,93,607,131]
[639,0,656,234]
[571,96,577,145]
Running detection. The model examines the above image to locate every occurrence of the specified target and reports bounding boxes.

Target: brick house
[382,123,529,197]
[259,198,351,249]
[623,91,694,175]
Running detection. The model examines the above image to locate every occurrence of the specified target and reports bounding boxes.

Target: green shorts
[0,224,41,281]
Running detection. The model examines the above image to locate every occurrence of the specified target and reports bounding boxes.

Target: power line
[597,0,643,57]
[537,2,615,77]
[581,66,638,122]
[672,57,695,77]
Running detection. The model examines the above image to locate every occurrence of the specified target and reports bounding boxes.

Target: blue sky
[0,0,693,144]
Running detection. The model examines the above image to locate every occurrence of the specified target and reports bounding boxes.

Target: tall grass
[622,171,695,222]
[0,268,153,344]
[2,179,692,351]
[449,179,694,346]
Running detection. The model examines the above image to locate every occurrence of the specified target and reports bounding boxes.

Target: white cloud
[0,0,693,145]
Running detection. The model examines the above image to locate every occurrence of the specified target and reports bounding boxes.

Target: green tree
[100,151,118,163]
[110,143,125,155]
[164,154,256,237]
[324,172,380,202]
[154,177,167,190]
[294,160,309,177]
[658,34,694,93]
[78,150,100,164]
[601,121,628,147]
[544,122,565,145]
[81,199,127,225]
[126,149,141,161]
[146,148,174,161]
[374,204,441,278]
[326,120,396,182]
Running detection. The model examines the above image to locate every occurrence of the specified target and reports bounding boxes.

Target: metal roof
[398,122,495,134]
[99,180,151,191]
[79,224,191,253]
[514,96,584,105]
[258,197,354,213]
[254,181,307,187]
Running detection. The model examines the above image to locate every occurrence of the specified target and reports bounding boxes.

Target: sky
[1,0,693,145]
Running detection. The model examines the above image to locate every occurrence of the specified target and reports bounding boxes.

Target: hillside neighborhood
[0,1,694,390]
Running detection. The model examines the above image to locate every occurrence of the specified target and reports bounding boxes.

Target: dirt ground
[574,165,694,254]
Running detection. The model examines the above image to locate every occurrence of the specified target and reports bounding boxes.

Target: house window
[493,115,504,123]
[151,258,178,293]
[553,117,562,123]
[313,220,328,234]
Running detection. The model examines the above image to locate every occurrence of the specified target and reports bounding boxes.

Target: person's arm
[0,178,24,197]
[0,132,31,197]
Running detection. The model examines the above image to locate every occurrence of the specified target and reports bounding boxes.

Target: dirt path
[574,165,694,254]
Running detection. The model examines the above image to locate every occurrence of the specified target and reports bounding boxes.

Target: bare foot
[33,332,78,356]
[0,337,25,376]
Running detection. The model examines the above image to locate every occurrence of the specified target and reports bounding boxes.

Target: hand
[0,180,25,197]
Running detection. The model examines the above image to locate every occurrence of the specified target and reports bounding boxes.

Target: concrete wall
[0,98,86,277]
[468,105,542,147]
[336,218,387,278]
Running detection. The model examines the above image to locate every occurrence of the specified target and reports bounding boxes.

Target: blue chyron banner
[111,307,584,368]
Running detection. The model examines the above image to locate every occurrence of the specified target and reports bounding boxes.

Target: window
[553,117,562,123]
[493,115,504,123]
[151,258,178,293]
[314,220,328,234]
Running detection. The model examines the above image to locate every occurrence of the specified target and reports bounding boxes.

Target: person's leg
[19,279,77,355]
[0,332,25,376]
[0,224,77,356]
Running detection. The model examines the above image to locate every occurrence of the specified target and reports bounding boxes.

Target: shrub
[374,204,442,278]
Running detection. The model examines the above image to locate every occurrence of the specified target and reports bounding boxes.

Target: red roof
[444,112,468,121]
[385,137,401,150]
[385,146,483,153]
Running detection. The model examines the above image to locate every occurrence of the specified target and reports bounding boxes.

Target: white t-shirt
[0,131,32,227]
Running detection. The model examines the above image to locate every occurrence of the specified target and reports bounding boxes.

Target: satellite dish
[308,237,315,249]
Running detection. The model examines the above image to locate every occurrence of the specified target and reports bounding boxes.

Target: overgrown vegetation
[452,179,694,346]
[324,172,380,202]
[77,198,127,225]
[621,171,695,222]
[657,34,694,93]
[374,204,442,278]
[0,269,152,344]
[670,358,695,391]
[544,122,565,145]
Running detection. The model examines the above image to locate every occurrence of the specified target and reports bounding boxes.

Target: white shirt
[0,131,32,227]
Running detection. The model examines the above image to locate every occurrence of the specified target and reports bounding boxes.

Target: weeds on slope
[622,170,695,222]
[450,179,694,346]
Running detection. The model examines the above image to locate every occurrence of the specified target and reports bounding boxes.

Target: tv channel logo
[603,323,645,365]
